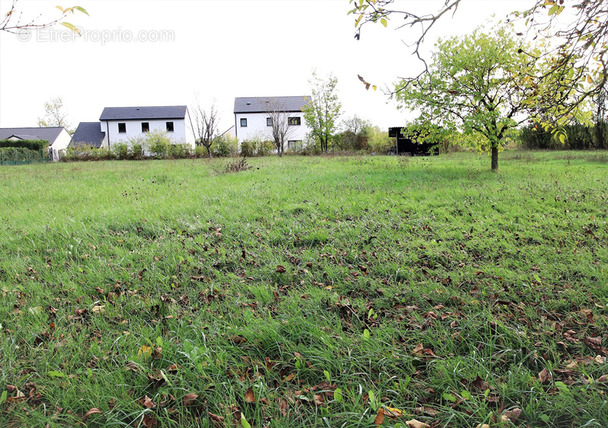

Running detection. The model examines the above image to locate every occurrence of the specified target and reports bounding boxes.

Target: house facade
[98,105,190,148]
[0,127,71,161]
[234,96,310,149]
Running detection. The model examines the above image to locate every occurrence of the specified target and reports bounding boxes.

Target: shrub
[62,146,113,161]
[131,143,144,160]
[146,130,171,159]
[0,139,49,152]
[519,123,599,150]
[240,135,274,157]
[169,143,192,159]
[112,143,130,160]
[213,135,239,157]
[224,156,251,173]
[0,147,48,163]
[194,145,207,158]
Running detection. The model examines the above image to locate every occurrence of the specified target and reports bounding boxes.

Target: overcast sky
[0,0,529,134]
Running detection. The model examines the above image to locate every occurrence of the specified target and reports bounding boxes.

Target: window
[166,121,174,132]
[288,117,301,126]
[288,140,303,150]
[240,118,247,127]
[266,117,273,127]
[118,123,126,133]
[141,122,150,133]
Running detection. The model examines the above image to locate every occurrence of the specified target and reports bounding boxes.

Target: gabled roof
[234,96,310,114]
[72,122,106,148]
[99,105,188,121]
[0,127,66,146]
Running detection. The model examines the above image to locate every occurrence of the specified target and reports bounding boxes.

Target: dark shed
[388,127,439,156]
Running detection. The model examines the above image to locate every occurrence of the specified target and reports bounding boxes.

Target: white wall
[235,112,310,143]
[50,128,72,161]
[101,119,191,149]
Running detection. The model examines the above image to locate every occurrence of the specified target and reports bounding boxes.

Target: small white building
[0,127,72,161]
[234,96,310,150]
[98,105,190,149]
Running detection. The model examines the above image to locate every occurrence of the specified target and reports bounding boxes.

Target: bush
[194,145,207,158]
[0,139,49,152]
[146,130,171,159]
[63,131,194,162]
[213,135,239,157]
[240,134,274,157]
[112,143,130,160]
[366,127,394,154]
[0,147,48,163]
[131,143,144,160]
[519,124,599,150]
[62,146,113,161]
[223,156,251,173]
[169,143,192,159]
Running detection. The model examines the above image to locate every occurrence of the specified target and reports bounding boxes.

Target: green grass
[0,152,607,427]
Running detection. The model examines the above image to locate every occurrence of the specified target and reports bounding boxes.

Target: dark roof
[99,105,187,121]
[0,127,65,146]
[234,96,310,114]
[72,122,106,148]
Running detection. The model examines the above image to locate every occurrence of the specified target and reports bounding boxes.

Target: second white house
[234,96,310,150]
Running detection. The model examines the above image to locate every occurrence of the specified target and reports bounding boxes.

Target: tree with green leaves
[38,97,72,131]
[337,115,371,151]
[395,27,542,171]
[303,72,342,153]
[0,0,87,34]
[349,0,607,128]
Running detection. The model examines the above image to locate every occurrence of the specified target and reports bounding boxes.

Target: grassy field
[0,152,607,427]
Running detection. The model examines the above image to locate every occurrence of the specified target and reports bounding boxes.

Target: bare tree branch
[266,100,294,157]
[1,0,88,34]
[189,100,219,158]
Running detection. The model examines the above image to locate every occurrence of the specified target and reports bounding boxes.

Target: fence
[0,148,51,166]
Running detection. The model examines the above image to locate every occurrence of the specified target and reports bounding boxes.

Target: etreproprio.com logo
[16,27,176,45]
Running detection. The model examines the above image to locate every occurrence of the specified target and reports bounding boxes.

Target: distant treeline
[520,122,608,150]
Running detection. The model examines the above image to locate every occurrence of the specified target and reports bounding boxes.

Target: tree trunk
[206,145,213,159]
[491,146,499,171]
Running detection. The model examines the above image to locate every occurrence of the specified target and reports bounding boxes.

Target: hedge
[0,139,49,151]
[0,147,49,163]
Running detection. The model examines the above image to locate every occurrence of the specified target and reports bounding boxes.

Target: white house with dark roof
[234,96,310,149]
[0,127,71,161]
[98,105,190,148]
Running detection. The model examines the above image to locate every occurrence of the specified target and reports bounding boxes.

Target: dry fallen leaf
[141,414,158,428]
[142,395,156,409]
[182,393,199,406]
[276,265,286,273]
[538,368,552,384]
[244,387,256,403]
[279,398,288,417]
[475,425,491,428]
[375,408,385,426]
[406,419,430,428]
[384,406,404,418]
[208,412,225,425]
[82,408,102,421]
[501,407,522,422]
